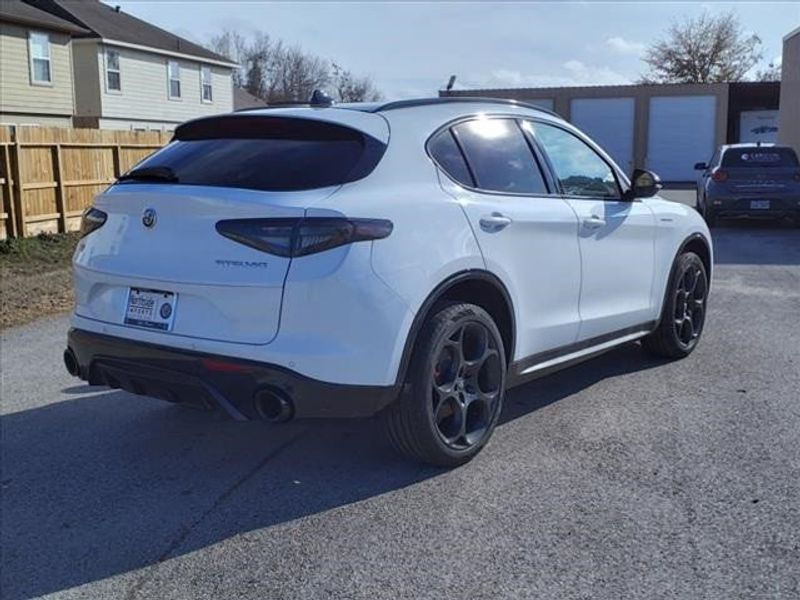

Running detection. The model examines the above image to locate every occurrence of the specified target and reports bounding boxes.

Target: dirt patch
[1,233,79,329]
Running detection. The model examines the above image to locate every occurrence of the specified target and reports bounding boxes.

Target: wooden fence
[0,126,170,238]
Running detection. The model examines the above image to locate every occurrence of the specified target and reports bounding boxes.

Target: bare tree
[206,29,382,104]
[755,62,781,82]
[209,29,248,87]
[331,63,382,102]
[640,12,762,83]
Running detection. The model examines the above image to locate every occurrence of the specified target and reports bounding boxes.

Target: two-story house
[0,0,87,126]
[32,0,237,130]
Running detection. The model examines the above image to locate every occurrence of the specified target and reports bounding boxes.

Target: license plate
[124,288,176,331]
[750,200,770,209]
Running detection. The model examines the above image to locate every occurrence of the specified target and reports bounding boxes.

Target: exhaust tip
[253,388,294,423]
[63,348,80,378]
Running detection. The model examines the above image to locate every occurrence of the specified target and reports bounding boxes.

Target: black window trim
[425,113,555,199]
[521,119,632,202]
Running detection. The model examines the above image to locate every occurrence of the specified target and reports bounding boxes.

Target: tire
[702,201,717,227]
[642,252,709,359]
[383,303,506,467]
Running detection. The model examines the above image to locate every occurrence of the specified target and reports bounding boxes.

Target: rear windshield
[120,116,386,192]
[721,147,799,168]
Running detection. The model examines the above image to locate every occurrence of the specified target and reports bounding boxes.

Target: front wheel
[383,303,506,467]
[642,252,709,359]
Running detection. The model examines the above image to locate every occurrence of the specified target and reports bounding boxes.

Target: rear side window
[428,129,474,187]
[721,147,799,168]
[452,118,548,194]
[123,116,386,192]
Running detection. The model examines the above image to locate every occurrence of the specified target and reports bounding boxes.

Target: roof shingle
[24,0,235,65]
[0,0,88,33]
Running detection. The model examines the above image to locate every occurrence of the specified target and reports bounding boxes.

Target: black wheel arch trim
[654,233,712,329]
[393,269,516,387]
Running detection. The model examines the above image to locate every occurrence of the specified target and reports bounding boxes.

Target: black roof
[24,0,234,64]
[0,0,87,33]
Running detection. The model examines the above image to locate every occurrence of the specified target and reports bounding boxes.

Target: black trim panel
[507,321,656,388]
[67,328,400,420]
[393,270,516,387]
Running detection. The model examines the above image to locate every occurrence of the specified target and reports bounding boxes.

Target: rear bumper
[709,195,800,218]
[67,328,399,420]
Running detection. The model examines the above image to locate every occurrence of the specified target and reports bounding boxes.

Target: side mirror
[628,168,662,199]
[694,162,708,171]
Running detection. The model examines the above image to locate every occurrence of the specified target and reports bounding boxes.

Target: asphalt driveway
[2,221,799,599]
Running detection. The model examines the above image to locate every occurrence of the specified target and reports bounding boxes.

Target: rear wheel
[383,303,506,467]
[642,252,708,359]
[701,199,717,227]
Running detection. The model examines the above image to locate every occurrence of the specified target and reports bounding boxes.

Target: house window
[106,49,121,91]
[201,66,213,102]
[29,32,51,84]
[168,60,181,98]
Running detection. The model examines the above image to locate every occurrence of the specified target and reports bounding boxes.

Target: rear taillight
[711,169,728,183]
[215,217,393,258]
[80,207,107,238]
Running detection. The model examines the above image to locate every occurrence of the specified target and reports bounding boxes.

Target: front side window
[168,60,181,98]
[201,66,213,102]
[29,32,51,84]
[526,121,619,198]
[452,118,548,194]
[106,49,121,91]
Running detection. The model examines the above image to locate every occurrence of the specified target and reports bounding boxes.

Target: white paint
[71,102,711,388]
[739,110,779,143]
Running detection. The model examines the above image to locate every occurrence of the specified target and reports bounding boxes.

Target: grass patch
[0,232,80,277]
[1,232,80,328]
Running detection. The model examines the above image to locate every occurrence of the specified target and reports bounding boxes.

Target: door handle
[582,215,606,229]
[479,213,512,232]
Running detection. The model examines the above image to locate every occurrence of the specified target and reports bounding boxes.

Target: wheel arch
[654,232,713,327]
[679,232,712,282]
[394,270,516,386]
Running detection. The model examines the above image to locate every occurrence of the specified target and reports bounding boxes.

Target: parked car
[64,96,712,467]
[695,143,800,227]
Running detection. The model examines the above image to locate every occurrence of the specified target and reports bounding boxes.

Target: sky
[111,1,798,98]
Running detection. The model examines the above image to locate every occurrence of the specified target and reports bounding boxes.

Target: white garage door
[647,95,716,182]
[570,97,635,173]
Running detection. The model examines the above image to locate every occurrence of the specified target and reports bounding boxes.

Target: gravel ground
[1,221,798,600]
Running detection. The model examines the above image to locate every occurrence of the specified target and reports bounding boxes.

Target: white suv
[65,97,712,466]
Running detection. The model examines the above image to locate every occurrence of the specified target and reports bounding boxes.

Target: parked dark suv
[695,144,800,227]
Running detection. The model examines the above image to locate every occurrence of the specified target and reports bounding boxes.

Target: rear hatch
[720,146,800,194]
[74,111,388,345]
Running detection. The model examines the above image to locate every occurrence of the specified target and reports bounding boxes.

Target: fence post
[112,144,122,178]
[52,144,67,233]
[2,144,18,238]
[11,136,25,237]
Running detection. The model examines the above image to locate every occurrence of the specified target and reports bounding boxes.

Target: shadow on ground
[2,343,666,600]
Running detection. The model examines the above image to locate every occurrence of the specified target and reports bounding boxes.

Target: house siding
[0,22,74,118]
[71,40,101,117]
[89,42,233,126]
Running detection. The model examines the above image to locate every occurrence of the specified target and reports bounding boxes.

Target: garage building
[441,81,780,184]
